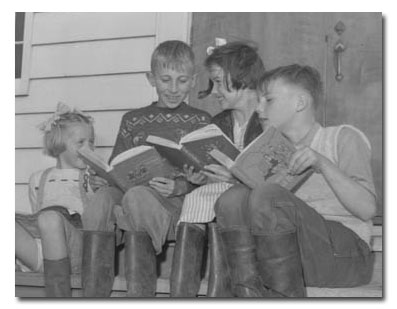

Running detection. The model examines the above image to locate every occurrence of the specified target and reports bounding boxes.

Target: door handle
[334,40,346,81]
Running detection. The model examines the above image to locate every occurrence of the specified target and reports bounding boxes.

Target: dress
[178,110,263,224]
[16,167,94,273]
[84,101,212,254]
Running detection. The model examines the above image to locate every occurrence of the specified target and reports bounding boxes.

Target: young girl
[15,102,114,297]
[170,41,266,297]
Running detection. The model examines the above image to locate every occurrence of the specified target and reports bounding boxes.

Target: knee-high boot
[170,222,205,297]
[255,232,306,297]
[82,230,115,297]
[43,257,72,297]
[207,223,233,297]
[124,231,157,297]
[220,228,273,297]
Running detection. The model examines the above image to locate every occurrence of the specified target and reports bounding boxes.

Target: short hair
[150,40,195,73]
[43,112,93,158]
[258,64,323,108]
[201,41,265,97]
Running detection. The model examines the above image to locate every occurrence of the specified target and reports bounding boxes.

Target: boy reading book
[78,145,175,192]
[83,40,212,297]
[146,123,240,171]
[214,64,377,297]
[209,125,313,191]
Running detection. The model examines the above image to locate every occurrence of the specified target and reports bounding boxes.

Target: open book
[78,146,176,192]
[146,124,240,171]
[209,126,314,192]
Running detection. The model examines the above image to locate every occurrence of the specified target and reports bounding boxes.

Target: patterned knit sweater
[109,102,212,163]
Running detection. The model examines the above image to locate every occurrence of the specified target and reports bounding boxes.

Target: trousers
[214,183,374,287]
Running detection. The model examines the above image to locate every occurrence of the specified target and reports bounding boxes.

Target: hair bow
[206,38,227,56]
[38,102,92,132]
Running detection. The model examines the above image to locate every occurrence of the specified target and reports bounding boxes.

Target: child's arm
[288,128,376,221]
[28,172,41,214]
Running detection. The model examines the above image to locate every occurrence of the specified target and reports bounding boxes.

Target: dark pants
[214,184,374,287]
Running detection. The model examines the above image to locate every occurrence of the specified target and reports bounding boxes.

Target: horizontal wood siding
[30,37,154,79]
[15,74,152,114]
[32,13,156,44]
[16,111,126,148]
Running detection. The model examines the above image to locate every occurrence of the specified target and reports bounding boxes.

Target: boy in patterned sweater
[84,40,211,297]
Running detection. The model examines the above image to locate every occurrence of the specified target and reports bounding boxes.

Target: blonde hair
[42,112,93,158]
[150,40,195,74]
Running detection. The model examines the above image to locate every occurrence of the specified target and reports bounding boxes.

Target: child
[84,40,212,297]
[15,102,115,297]
[214,64,377,297]
[170,41,266,297]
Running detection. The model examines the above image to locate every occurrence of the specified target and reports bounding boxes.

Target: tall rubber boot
[220,228,273,297]
[43,257,72,297]
[255,232,306,297]
[170,223,205,297]
[82,230,115,297]
[206,223,233,297]
[124,231,157,297]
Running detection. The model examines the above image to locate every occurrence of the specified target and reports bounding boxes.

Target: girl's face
[58,123,94,169]
[209,65,243,111]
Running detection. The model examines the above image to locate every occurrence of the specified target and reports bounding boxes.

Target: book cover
[146,124,240,171]
[78,146,176,192]
[210,126,314,192]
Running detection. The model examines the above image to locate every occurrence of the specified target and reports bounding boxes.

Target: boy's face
[59,123,95,169]
[256,78,299,131]
[147,64,196,109]
[209,65,242,110]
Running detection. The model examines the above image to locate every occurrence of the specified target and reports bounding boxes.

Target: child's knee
[214,184,249,216]
[37,210,64,232]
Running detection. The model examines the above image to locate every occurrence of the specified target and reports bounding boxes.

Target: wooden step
[15,226,383,298]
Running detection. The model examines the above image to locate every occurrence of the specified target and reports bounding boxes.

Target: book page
[78,147,110,172]
[146,135,181,150]
[110,145,154,166]
[180,124,234,144]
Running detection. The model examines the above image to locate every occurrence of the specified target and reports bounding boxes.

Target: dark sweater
[110,101,212,163]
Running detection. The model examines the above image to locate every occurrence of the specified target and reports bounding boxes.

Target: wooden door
[190,12,383,216]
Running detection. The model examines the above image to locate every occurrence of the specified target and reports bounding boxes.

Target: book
[209,126,314,192]
[145,124,240,171]
[78,146,176,192]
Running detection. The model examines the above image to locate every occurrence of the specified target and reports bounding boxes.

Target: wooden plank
[32,13,156,45]
[15,73,154,114]
[30,37,154,79]
[15,148,112,184]
[16,111,125,149]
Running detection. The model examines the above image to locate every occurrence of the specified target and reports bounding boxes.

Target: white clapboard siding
[31,37,154,79]
[15,73,153,114]
[32,13,156,44]
[16,148,113,185]
[16,110,130,149]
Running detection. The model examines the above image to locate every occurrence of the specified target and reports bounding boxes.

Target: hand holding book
[209,126,314,192]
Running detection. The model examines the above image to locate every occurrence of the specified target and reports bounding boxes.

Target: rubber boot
[220,228,273,297]
[170,223,205,297]
[43,257,72,297]
[82,230,115,297]
[124,231,157,297]
[255,232,306,297]
[206,223,233,297]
